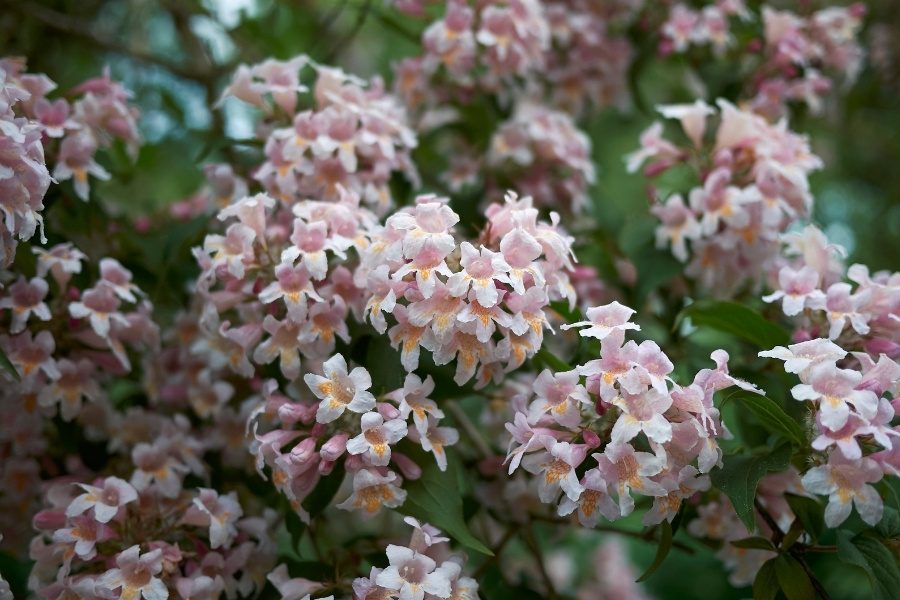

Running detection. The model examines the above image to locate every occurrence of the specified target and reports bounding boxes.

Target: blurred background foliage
[2,1,899,598]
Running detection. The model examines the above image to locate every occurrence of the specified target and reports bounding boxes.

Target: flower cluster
[0,58,139,266]
[249,355,459,519]
[759,228,899,528]
[630,98,822,296]
[0,248,158,549]
[763,224,899,352]
[656,2,866,117]
[351,517,478,600]
[488,102,596,213]
[29,475,274,599]
[505,301,760,527]
[659,0,750,56]
[358,190,576,386]
[222,56,418,213]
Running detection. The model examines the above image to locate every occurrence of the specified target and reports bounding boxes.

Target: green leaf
[676,300,790,350]
[731,391,806,447]
[785,493,825,543]
[710,443,793,531]
[637,521,673,582]
[753,558,779,600]
[876,506,900,540]
[535,348,573,373]
[731,536,776,551]
[403,450,493,555]
[0,346,20,382]
[837,530,900,600]
[301,465,345,519]
[773,555,815,600]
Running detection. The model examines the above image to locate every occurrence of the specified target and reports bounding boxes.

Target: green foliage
[710,443,793,531]
[0,346,20,382]
[637,520,674,582]
[402,449,493,556]
[837,530,900,600]
[676,300,790,350]
[785,494,826,544]
[729,391,807,448]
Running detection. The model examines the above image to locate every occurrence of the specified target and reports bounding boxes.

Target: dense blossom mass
[0,1,897,598]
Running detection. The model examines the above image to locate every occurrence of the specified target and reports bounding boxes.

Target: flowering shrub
[1,1,898,599]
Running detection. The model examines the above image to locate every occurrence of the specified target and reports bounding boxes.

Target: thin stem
[523,524,558,600]
[444,400,493,459]
[473,525,518,580]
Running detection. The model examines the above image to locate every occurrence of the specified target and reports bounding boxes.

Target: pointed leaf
[753,558,779,600]
[403,450,493,555]
[773,555,815,600]
[710,443,792,531]
[732,391,806,447]
[677,300,789,349]
[785,493,825,543]
[0,346,20,382]
[636,521,673,582]
[837,530,900,600]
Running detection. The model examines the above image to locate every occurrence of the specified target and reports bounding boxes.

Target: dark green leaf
[773,555,815,600]
[731,391,806,447]
[677,300,790,350]
[0,346,20,382]
[753,558,779,600]
[364,335,405,395]
[301,465,345,519]
[637,521,673,582]
[535,348,573,373]
[710,443,792,531]
[837,530,900,600]
[876,506,900,540]
[785,493,825,543]
[731,536,776,551]
[403,450,493,555]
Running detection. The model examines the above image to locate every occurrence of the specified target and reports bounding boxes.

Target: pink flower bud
[392,452,422,480]
[582,428,602,448]
[32,509,66,531]
[320,433,349,461]
[318,459,335,475]
[377,402,401,420]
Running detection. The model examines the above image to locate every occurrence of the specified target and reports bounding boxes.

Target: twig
[473,525,518,580]
[12,2,232,82]
[444,400,493,459]
[325,0,372,62]
[794,553,832,600]
[531,514,695,554]
[523,524,559,600]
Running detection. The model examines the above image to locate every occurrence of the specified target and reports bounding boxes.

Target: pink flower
[38,358,101,421]
[758,338,846,377]
[801,453,883,527]
[562,301,640,341]
[0,275,49,333]
[412,420,459,472]
[282,218,345,280]
[53,514,114,560]
[625,122,681,173]
[446,242,511,307]
[817,282,871,340]
[375,544,451,600]
[68,284,129,339]
[557,468,619,527]
[392,243,453,300]
[202,222,256,279]
[499,227,543,294]
[130,441,188,498]
[258,262,322,321]
[346,411,408,466]
[527,369,590,429]
[100,258,141,303]
[183,488,243,549]
[791,362,878,430]
[762,265,825,316]
[266,564,322,600]
[387,373,443,435]
[610,388,674,445]
[336,468,406,516]
[304,354,376,423]
[522,441,586,503]
[66,476,137,523]
[658,100,714,147]
[53,130,109,200]
[98,545,167,600]
[651,194,701,262]
[593,443,666,517]
[387,200,458,259]
[253,316,303,380]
